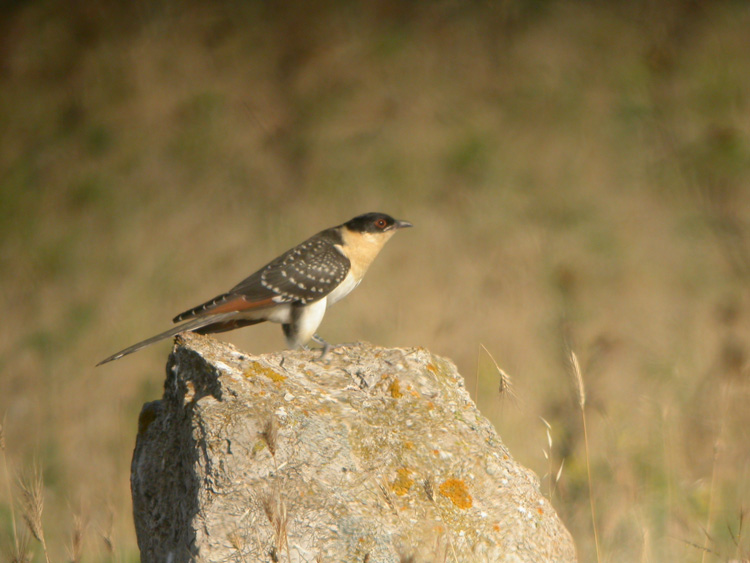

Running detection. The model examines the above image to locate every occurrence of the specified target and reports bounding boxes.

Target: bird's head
[338,212,412,274]
[343,212,413,234]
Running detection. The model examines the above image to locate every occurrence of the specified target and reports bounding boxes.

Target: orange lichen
[243,361,286,382]
[391,467,414,496]
[388,379,402,398]
[426,363,438,374]
[439,478,473,509]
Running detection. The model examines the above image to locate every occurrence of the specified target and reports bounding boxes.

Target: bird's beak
[395,220,413,229]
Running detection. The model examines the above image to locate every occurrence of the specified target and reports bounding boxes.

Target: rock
[131,332,577,562]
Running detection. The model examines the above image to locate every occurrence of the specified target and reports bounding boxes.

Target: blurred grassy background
[1,0,750,560]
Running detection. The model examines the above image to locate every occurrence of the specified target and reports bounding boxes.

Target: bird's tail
[96,312,240,366]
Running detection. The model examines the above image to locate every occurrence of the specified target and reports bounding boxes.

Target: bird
[97,212,412,365]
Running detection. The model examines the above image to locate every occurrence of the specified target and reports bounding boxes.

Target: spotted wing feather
[173,228,350,323]
[238,230,350,304]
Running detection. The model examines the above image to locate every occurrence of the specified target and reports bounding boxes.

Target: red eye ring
[375,218,387,228]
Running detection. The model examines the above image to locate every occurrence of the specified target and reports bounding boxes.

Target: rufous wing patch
[203,295,277,315]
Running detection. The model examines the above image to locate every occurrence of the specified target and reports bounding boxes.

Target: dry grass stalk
[680,538,717,557]
[726,508,747,561]
[540,417,564,499]
[423,477,434,503]
[17,463,50,563]
[262,416,279,458]
[570,350,600,563]
[736,509,747,561]
[261,487,289,559]
[66,510,87,563]
[702,380,731,563]
[555,458,565,490]
[228,528,246,554]
[7,530,31,563]
[100,508,115,558]
[1,419,21,556]
[478,344,518,405]
[540,417,553,496]
[379,483,398,517]
[570,350,585,410]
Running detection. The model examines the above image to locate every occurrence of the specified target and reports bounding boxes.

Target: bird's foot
[312,334,332,360]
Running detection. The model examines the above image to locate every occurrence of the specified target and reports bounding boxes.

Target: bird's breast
[326,271,361,306]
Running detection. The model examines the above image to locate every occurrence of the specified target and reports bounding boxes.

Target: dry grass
[1,1,750,560]
[261,487,289,561]
[477,343,517,407]
[262,416,280,460]
[17,464,49,563]
[66,510,86,563]
[540,417,565,501]
[569,350,600,562]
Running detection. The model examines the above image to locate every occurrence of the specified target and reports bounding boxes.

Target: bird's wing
[173,230,350,323]
[237,233,351,303]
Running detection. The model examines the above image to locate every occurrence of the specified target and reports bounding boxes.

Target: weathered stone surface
[131,333,577,562]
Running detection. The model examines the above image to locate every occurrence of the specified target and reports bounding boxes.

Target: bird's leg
[282,323,293,341]
[312,333,331,359]
[282,323,307,349]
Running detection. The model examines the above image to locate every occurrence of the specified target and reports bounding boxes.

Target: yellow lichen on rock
[392,467,414,496]
[243,361,286,382]
[439,478,472,509]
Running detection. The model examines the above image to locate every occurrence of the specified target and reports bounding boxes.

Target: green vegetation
[1,1,750,560]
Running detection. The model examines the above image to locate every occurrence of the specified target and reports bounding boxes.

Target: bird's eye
[375,218,387,229]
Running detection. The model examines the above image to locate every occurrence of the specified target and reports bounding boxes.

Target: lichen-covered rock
[131,333,577,562]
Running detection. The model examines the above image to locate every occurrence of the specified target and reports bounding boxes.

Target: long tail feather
[96,312,240,366]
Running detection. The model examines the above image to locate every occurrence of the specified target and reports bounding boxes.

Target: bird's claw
[312,334,332,361]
